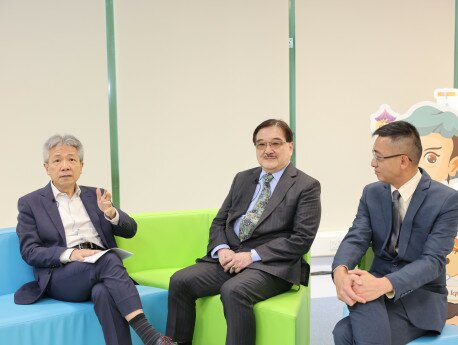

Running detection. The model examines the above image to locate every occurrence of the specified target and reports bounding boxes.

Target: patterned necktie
[238,173,274,241]
[387,190,401,256]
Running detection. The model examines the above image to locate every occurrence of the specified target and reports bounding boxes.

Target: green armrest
[358,247,374,270]
[116,209,217,289]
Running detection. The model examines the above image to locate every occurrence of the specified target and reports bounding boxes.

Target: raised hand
[96,187,116,219]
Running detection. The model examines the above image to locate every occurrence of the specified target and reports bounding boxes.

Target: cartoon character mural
[404,104,458,188]
[446,238,458,325]
[371,93,458,325]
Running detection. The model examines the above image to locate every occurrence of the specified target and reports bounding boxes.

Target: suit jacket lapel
[255,164,296,228]
[41,183,66,243]
[80,187,108,246]
[227,169,260,224]
[397,174,429,257]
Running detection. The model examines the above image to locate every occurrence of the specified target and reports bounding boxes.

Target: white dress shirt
[51,183,119,263]
[391,169,422,223]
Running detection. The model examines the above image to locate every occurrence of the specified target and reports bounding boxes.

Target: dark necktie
[238,173,274,241]
[387,190,401,256]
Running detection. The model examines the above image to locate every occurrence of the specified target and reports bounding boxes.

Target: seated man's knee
[220,279,247,304]
[97,252,123,267]
[169,268,193,293]
[91,282,110,301]
[333,317,352,345]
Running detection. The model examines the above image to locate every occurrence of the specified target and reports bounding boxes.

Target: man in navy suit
[166,119,321,345]
[15,134,175,345]
[333,121,458,345]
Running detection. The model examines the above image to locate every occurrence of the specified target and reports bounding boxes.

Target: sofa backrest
[116,209,218,274]
[0,228,34,296]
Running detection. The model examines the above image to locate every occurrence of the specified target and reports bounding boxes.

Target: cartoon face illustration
[404,105,458,186]
[419,132,458,182]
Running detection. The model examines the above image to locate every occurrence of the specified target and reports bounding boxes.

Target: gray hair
[43,134,84,163]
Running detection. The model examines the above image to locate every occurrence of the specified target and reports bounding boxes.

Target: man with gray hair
[14,134,175,345]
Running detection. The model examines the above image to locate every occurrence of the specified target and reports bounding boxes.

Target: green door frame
[105,0,120,207]
[289,0,296,165]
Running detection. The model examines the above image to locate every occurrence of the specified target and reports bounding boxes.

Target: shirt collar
[51,182,81,199]
[259,163,289,182]
[391,169,422,201]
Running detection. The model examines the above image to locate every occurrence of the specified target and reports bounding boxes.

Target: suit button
[240,244,243,248]
[392,263,398,267]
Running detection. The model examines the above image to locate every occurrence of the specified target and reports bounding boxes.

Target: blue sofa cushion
[0,228,169,344]
[0,228,34,295]
[0,285,168,345]
[408,324,458,344]
[343,305,458,344]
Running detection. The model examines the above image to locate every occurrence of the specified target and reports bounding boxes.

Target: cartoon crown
[370,105,399,133]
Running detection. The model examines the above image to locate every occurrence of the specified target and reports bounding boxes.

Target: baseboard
[311,230,347,257]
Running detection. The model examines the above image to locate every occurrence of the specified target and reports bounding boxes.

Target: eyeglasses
[255,140,287,151]
[372,151,412,162]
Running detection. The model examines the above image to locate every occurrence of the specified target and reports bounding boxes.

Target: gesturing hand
[96,188,116,219]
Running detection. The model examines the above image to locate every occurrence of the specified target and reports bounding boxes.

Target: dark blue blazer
[14,182,137,304]
[333,169,458,332]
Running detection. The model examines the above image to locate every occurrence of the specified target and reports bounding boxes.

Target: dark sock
[129,313,161,345]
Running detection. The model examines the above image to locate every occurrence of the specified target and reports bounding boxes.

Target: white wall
[0,0,454,235]
[296,0,455,231]
[115,0,289,213]
[0,0,112,227]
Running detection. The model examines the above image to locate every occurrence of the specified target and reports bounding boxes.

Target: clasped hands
[334,267,394,306]
[218,248,253,274]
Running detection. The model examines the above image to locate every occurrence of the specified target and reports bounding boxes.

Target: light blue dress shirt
[211,165,288,262]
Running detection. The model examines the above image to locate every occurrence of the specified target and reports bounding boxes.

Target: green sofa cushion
[117,209,217,275]
[117,209,311,345]
[192,287,309,345]
[130,268,178,290]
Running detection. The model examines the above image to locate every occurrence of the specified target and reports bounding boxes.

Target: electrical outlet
[311,230,347,257]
